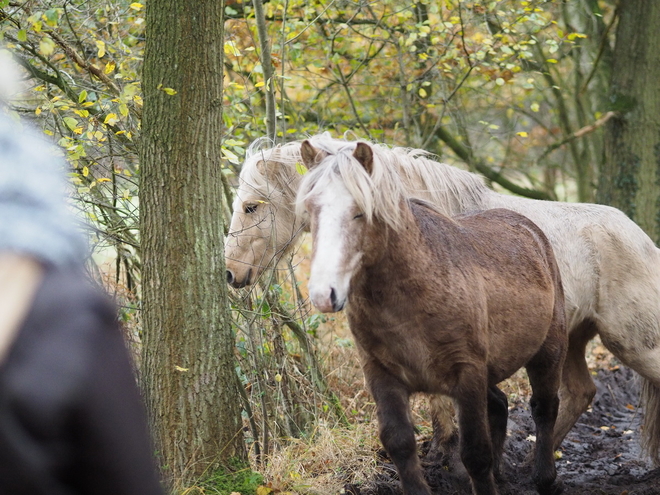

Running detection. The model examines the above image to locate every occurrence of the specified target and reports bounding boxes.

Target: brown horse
[297,140,567,495]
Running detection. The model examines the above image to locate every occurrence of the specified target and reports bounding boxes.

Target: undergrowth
[183,459,264,495]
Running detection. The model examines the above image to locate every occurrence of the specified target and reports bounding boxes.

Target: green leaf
[78,90,87,103]
[17,29,27,42]
[63,117,78,131]
[44,8,59,27]
[295,162,308,175]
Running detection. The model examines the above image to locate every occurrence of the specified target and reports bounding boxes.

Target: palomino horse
[225,134,660,464]
[297,140,567,495]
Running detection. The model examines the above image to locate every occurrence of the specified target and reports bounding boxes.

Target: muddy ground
[344,366,660,495]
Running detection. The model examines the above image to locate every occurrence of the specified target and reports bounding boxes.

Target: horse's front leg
[487,385,508,478]
[453,370,498,495]
[365,367,431,495]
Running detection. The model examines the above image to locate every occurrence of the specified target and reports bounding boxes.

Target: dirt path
[346,366,660,494]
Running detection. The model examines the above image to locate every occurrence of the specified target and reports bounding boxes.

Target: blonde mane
[239,133,490,221]
[296,134,491,231]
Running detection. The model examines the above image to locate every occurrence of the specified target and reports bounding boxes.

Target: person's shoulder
[36,266,116,325]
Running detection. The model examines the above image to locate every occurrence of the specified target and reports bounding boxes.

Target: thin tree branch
[536,111,617,165]
[252,0,277,141]
[434,126,553,201]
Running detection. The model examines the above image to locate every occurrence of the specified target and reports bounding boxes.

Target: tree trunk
[598,0,660,243]
[140,0,245,488]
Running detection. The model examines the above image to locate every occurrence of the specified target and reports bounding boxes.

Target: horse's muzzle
[226,268,252,289]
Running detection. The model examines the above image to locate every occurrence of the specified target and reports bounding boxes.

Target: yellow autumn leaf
[224,41,241,56]
[295,162,308,175]
[174,365,189,372]
[129,2,143,10]
[546,58,558,64]
[96,40,106,58]
[517,131,528,138]
[256,486,273,495]
[97,178,112,183]
[255,81,265,88]
[418,87,427,98]
[82,166,89,177]
[104,113,119,125]
[163,87,177,95]
[104,61,116,74]
[39,38,56,57]
[530,102,540,112]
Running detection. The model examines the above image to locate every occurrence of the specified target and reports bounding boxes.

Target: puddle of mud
[344,366,660,495]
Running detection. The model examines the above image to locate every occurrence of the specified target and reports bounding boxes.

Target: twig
[535,111,617,164]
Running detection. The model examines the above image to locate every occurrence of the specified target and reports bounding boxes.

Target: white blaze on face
[307,178,363,313]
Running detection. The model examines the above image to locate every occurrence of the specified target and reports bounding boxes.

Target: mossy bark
[139,0,246,488]
[598,0,660,243]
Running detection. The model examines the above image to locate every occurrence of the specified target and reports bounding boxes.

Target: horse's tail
[641,378,660,465]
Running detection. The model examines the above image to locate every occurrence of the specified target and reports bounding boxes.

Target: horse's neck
[360,204,451,277]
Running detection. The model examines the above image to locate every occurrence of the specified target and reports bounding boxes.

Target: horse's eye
[353,213,364,220]
[244,204,258,214]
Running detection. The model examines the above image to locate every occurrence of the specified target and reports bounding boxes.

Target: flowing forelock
[298,138,409,231]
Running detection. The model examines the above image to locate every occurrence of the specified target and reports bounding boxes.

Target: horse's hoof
[536,478,564,495]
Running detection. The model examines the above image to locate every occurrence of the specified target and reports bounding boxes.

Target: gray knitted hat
[0,113,88,267]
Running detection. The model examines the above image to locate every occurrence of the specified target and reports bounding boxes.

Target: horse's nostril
[226,270,234,285]
[330,287,338,310]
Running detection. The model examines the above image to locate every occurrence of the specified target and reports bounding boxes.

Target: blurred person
[0,53,163,495]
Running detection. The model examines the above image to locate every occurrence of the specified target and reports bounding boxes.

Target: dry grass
[257,421,382,494]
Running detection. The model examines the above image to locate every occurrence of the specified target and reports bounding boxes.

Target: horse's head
[225,144,305,288]
[298,140,393,313]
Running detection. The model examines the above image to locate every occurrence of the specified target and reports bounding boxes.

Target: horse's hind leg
[554,319,598,449]
[487,385,508,478]
[367,371,431,495]
[427,394,457,461]
[526,340,565,495]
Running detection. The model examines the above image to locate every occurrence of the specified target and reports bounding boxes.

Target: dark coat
[0,266,163,495]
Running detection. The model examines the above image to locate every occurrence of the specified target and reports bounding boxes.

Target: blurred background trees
[2,0,659,490]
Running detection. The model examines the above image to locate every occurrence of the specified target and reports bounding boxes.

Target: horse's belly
[486,300,555,382]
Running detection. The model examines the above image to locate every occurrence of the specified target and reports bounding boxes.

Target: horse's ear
[256,159,278,181]
[353,142,374,175]
[300,140,327,169]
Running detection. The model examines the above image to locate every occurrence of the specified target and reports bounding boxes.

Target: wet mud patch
[344,366,660,495]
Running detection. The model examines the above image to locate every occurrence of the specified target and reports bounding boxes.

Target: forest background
[1,0,659,493]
